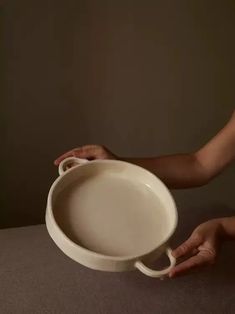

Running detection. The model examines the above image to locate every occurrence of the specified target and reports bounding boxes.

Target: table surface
[0,222,235,314]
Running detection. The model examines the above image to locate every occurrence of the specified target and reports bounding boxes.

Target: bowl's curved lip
[46,159,178,262]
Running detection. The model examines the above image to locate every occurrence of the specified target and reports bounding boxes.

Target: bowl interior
[51,161,177,258]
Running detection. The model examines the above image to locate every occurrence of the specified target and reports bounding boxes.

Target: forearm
[124,111,235,189]
[122,153,208,189]
[220,216,235,239]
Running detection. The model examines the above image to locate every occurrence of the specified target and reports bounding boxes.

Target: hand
[169,219,224,278]
[54,145,117,166]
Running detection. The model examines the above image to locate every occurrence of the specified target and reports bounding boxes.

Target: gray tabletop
[0,220,235,314]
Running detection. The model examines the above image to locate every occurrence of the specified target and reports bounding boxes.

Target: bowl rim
[46,159,178,262]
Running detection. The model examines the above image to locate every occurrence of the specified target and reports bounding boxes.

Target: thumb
[172,235,202,259]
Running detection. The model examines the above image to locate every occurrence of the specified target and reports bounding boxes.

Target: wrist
[215,218,228,239]
[220,216,235,239]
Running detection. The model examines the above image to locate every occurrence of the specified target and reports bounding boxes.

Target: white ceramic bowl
[46,157,178,278]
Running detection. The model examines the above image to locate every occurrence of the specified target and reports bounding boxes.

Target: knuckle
[179,243,189,254]
[97,145,107,156]
[201,249,217,264]
[208,250,217,262]
[98,144,106,151]
[191,232,203,243]
[74,148,83,155]
[89,144,102,152]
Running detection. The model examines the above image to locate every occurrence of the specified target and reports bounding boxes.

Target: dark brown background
[2,0,235,228]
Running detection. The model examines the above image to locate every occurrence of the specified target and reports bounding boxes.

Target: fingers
[54,149,77,165]
[54,145,101,166]
[169,252,211,278]
[172,235,202,259]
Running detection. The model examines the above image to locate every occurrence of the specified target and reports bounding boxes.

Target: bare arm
[55,111,235,189]
[122,154,206,189]
[124,112,235,188]
[221,216,235,239]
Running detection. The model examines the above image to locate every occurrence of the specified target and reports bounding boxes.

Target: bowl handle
[135,247,176,278]
[58,157,88,176]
